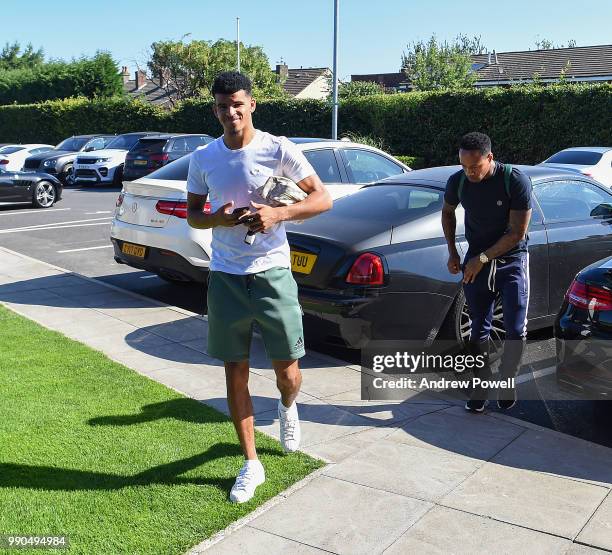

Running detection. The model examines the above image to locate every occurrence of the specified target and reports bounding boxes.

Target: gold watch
[479,252,489,264]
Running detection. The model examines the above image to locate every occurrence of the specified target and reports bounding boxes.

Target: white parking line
[0,208,72,216]
[57,245,114,253]
[516,365,557,384]
[85,211,112,215]
[0,216,113,234]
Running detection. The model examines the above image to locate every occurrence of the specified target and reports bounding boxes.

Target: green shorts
[206,267,305,362]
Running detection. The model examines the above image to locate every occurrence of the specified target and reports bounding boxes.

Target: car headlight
[95,157,111,163]
[43,159,57,167]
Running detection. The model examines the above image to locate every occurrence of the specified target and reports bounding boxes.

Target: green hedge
[1,84,610,166]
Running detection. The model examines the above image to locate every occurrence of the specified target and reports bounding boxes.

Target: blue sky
[4,0,611,79]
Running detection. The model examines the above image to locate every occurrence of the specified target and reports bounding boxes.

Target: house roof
[472,44,612,83]
[283,68,329,96]
[123,77,177,107]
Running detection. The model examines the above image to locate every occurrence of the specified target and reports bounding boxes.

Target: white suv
[74,132,160,186]
[110,138,410,283]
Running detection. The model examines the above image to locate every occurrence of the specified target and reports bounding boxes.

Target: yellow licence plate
[134,159,148,166]
[290,250,317,274]
[121,242,146,258]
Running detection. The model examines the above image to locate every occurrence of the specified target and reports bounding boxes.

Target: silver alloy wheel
[460,294,505,351]
[35,182,56,207]
[64,165,75,186]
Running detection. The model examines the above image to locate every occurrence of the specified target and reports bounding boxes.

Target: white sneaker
[278,400,301,453]
[229,460,265,503]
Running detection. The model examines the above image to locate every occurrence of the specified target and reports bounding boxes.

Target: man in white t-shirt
[186,71,332,503]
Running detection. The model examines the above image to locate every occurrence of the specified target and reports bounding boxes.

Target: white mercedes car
[539,147,612,188]
[0,144,54,171]
[110,138,411,283]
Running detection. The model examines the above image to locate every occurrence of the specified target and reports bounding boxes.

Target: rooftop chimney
[275,63,289,83]
[494,50,499,64]
[121,66,130,84]
[135,70,147,90]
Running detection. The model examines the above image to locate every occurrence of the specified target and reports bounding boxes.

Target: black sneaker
[465,398,488,413]
[497,387,517,410]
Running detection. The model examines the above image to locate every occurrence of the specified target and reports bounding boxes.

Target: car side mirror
[590,203,612,219]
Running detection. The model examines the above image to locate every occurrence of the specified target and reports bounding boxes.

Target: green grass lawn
[0,305,324,554]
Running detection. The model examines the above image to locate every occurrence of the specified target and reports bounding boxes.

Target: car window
[545,151,603,165]
[303,149,342,183]
[84,137,106,151]
[131,138,167,153]
[184,136,211,151]
[106,135,144,150]
[30,147,53,155]
[170,138,187,151]
[332,185,443,223]
[0,146,25,154]
[56,137,89,151]
[147,153,191,180]
[343,149,403,184]
[533,180,612,222]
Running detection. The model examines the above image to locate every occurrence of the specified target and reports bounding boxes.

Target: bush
[0,83,609,166]
[394,155,425,169]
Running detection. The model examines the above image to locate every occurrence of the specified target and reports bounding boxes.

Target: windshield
[0,146,25,154]
[545,150,603,165]
[105,135,143,150]
[56,137,89,151]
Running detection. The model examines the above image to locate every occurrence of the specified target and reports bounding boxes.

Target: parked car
[110,138,411,283]
[282,165,612,349]
[0,167,63,208]
[555,256,612,408]
[74,132,162,186]
[22,135,115,185]
[0,144,54,171]
[123,134,213,181]
[539,147,612,188]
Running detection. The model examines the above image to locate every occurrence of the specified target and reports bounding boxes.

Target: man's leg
[225,360,257,460]
[463,263,497,411]
[497,253,530,409]
[273,359,302,408]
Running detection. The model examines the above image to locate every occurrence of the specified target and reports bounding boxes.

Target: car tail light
[0,159,8,164]
[565,280,612,311]
[116,193,124,207]
[155,200,188,218]
[346,253,385,285]
[150,153,169,168]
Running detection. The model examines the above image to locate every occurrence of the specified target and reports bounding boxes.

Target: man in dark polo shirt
[442,132,532,412]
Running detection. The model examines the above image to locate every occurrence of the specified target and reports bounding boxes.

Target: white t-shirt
[186,130,315,275]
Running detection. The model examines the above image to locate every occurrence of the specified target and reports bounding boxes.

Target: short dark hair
[459,132,492,155]
[211,71,252,97]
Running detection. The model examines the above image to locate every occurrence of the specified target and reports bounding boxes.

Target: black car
[555,256,612,404]
[0,168,63,208]
[286,165,612,349]
[22,134,115,185]
[123,134,213,181]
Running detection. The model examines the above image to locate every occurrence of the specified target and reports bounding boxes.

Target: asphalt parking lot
[1,184,610,447]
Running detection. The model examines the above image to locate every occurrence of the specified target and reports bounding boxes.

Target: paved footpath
[1,246,611,555]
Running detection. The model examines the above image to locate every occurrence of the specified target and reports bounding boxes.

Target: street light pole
[331,0,339,139]
[236,17,241,72]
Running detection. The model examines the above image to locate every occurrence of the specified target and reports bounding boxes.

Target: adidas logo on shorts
[294,337,304,349]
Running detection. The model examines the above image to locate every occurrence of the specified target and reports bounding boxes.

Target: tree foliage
[0,41,44,71]
[401,34,486,91]
[147,38,285,105]
[336,80,385,99]
[0,51,123,104]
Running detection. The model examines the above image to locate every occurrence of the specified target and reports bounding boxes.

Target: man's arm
[442,200,461,274]
[187,192,241,230]
[244,174,333,233]
[483,209,531,259]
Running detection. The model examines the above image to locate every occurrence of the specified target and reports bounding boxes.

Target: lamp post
[331,0,339,139]
[236,17,241,72]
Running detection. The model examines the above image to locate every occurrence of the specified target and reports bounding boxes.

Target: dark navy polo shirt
[444,162,532,258]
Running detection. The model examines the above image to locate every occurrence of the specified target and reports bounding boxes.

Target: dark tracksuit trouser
[463,251,530,398]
